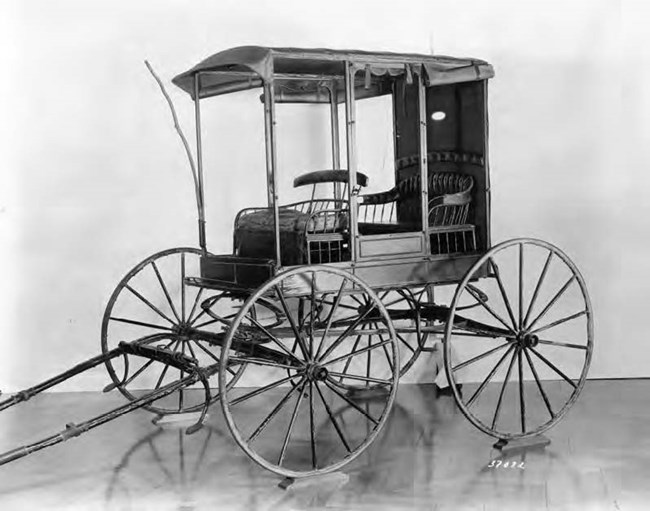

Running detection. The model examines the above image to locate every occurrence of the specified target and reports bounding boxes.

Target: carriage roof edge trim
[172,46,495,100]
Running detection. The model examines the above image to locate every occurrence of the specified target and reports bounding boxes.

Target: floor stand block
[151,412,208,428]
[493,435,551,454]
[278,471,349,491]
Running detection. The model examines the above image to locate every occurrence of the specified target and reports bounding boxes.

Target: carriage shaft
[0,372,200,466]
[0,348,124,412]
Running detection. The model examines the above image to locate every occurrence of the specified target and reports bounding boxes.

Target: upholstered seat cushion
[234,207,346,264]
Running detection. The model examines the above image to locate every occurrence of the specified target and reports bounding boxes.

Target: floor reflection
[0,381,647,510]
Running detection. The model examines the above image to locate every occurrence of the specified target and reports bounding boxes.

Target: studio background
[0,0,642,392]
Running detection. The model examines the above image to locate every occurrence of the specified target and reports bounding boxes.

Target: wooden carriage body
[172,47,495,294]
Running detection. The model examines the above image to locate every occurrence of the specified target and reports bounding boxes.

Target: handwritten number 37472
[487,460,525,468]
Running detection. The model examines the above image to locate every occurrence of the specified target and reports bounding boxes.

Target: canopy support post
[344,62,358,264]
[263,81,282,267]
[328,83,341,200]
[194,73,207,254]
[418,68,430,254]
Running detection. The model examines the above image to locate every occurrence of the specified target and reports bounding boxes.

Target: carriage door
[354,70,425,261]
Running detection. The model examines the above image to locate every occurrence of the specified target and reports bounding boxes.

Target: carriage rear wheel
[219,266,399,478]
[443,238,593,440]
[101,247,246,415]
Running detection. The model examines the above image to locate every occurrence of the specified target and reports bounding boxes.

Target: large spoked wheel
[443,238,593,440]
[101,247,246,415]
[219,266,399,478]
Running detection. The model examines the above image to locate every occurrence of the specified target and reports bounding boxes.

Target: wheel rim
[219,266,399,478]
[101,247,246,414]
[443,238,593,440]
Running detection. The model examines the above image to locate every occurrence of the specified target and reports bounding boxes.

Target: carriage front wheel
[218,266,399,478]
[101,247,247,415]
[443,238,593,440]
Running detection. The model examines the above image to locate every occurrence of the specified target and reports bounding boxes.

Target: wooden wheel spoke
[536,338,588,350]
[452,342,511,372]
[187,288,205,325]
[247,381,303,444]
[109,316,173,331]
[275,285,309,360]
[309,382,317,469]
[327,371,390,386]
[277,379,308,466]
[230,374,304,406]
[316,278,350,360]
[337,324,365,383]
[185,340,198,360]
[518,243,524,329]
[530,310,587,336]
[526,276,576,331]
[321,339,392,367]
[309,277,317,358]
[466,344,516,407]
[246,315,301,363]
[181,252,186,322]
[395,332,416,353]
[349,294,366,307]
[366,333,372,386]
[489,258,517,330]
[523,250,553,327]
[517,347,525,433]
[178,342,186,411]
[189,309,209,327]
[192,339,221,364]
[315,382,351,453]
[192,318,221,329]
[153,340,180,390]
[151,261,181,323]
[381,342,394,372]
[122,357,156,387]
[523,348,555,419]
[125,285,176,325]
[324,381,380,426]
[490,346,518,429]
[465,285,516,334]
[450,329,501,339]
[529,347,578,389]
[318,303,376,361]
[228,356,298,371]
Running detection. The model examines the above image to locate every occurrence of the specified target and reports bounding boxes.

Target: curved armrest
[360,187,399,204]
[293,170,369,188]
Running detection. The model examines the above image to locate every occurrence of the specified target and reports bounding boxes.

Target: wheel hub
[172,322,192,339]
[306,363,329,382]
[514,331,539,348]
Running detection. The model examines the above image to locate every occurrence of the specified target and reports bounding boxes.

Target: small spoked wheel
[101,247,246,415]
[443,238,593,440]
[219,266,399,478]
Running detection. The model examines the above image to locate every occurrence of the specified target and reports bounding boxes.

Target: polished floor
[0,380,647,511]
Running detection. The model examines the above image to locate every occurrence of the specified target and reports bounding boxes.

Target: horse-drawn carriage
[0,46,593,480]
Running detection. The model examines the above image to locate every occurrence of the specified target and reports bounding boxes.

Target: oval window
[431,111,446,121]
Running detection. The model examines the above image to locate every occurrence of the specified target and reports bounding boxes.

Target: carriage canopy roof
[172,46,494,100]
